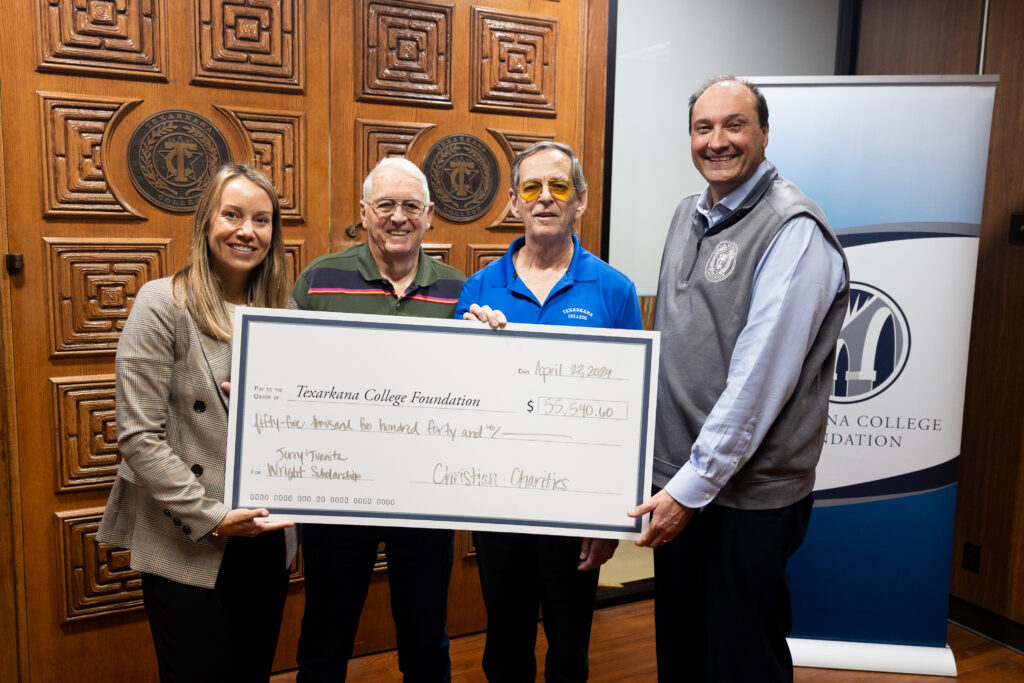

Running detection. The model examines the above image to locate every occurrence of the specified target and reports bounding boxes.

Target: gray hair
[688,75,769,130]
[510,141,587,195]
[362,157,430,203]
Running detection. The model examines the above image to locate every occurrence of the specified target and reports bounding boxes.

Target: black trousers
[296,524,454,682]
[653,495,813,683]
[141,530,290,683]
[473,531,600,683]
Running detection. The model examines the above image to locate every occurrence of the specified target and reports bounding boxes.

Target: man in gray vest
[629,75,850,681]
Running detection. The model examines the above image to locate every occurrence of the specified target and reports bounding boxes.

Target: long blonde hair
[172,163,289,340]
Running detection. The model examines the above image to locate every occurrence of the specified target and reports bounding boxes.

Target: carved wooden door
[0,1,330,680]
[0,0,608,679]
[328,0,609,655]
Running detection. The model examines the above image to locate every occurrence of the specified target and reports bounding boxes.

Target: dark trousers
[473,531,600,683]
[297,524,454,682]
[653,495,813,683]
[141,530,290,683]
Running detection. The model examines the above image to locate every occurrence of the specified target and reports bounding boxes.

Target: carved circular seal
[423,134,500,223]
[127,110,232,213]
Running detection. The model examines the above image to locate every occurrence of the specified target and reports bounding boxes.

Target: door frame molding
[580,0,610,259]
[0,80,29,683]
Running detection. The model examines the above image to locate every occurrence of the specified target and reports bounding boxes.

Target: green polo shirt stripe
[292,242,466,319]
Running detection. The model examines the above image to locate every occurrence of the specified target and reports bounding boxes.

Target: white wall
[609,0,840,294]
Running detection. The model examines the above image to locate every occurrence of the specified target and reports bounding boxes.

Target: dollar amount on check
[225,309,660,539]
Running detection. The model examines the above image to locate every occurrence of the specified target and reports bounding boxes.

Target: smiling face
[510,148,588,244]
[360,165,433,266]
[206,176,274,286]
[690,80,769,205]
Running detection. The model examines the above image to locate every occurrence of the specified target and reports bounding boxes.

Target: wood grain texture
[1,0,606,677]
[284,238,306,285]
[470,7,558,117]
[0,77,26,683]
[422,242,452,264]
[466,244,508,275]
[214,105,307,222]
[42,237,170,357]
[856,0,982,74]
[856,0,1024,629]
[37,91,144,218]
[50,375,118,492]
[355,118,437,183]
[949,0,1024,623]
[271,599,1024,681]
[331,0,598,276]
[193,0,305,92]
[358,0,453,107]
[639,295,655,331]
[1,0,333,677]
[53,508,143,623]
[851,0,1024,629]
[36,0,169,81]
[578,0,609,258]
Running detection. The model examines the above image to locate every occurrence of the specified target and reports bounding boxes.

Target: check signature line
[408,481,623,495]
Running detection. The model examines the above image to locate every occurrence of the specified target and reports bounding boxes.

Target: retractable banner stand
[753,76,997,675]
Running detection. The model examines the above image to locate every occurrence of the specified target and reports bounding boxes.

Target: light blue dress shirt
[663,160,847,508]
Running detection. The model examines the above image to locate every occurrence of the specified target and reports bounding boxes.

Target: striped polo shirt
[291,242,466,318]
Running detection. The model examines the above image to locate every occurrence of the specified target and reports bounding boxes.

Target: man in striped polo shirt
[292,157,465,682]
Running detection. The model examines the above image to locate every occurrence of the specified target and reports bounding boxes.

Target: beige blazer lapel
[197,324,232,412]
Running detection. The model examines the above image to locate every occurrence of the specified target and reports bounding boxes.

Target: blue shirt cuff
[662,460,721,509]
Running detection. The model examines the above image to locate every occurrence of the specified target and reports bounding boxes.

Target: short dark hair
[688,75,769,131]
[510,141,587,194]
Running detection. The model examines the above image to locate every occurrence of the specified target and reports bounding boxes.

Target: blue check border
[231,313,656,534]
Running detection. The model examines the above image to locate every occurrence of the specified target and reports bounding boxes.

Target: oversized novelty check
[225,308,659,539]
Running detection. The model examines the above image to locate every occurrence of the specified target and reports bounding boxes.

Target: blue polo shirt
[455,234,642,330]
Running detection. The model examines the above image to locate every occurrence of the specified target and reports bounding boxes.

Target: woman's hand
[212,508,293,537]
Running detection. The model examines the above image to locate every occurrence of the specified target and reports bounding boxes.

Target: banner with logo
[752,76,996,675]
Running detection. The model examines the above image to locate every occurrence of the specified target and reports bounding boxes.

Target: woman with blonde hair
[99,162,297,682]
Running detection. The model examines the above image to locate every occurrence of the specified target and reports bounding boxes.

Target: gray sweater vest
[653,168,850,509]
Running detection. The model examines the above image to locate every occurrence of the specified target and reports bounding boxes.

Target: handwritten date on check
[225,309,659,539]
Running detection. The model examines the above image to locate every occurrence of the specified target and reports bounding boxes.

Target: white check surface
[225,308,658,539]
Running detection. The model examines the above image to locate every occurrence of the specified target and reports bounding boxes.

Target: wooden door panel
[1,1,330,679]
[332,0,599,651]
[332,0,590,276]
[2,0,607,677]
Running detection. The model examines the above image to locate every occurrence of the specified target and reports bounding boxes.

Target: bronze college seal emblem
[127,110,232,212]
[423,134,500,223]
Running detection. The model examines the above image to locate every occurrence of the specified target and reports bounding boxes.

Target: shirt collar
[499,233,594,285]
[355,242,440,290]
[696,159,774,231]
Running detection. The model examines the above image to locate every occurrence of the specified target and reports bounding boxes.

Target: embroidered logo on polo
[423,134,500,223]
[704,241,738,282]
[127,109,232,213]
[563,307,593,322]
[831,282,911,404]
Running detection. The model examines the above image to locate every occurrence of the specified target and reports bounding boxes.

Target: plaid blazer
[98,277,297,588]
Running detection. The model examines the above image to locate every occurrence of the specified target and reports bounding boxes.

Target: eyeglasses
[369,198,426,218]
[518,180,574,202]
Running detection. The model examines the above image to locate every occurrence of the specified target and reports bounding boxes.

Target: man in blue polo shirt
[456,141,641,682]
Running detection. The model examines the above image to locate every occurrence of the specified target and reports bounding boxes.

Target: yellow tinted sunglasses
[518,179,574,202]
